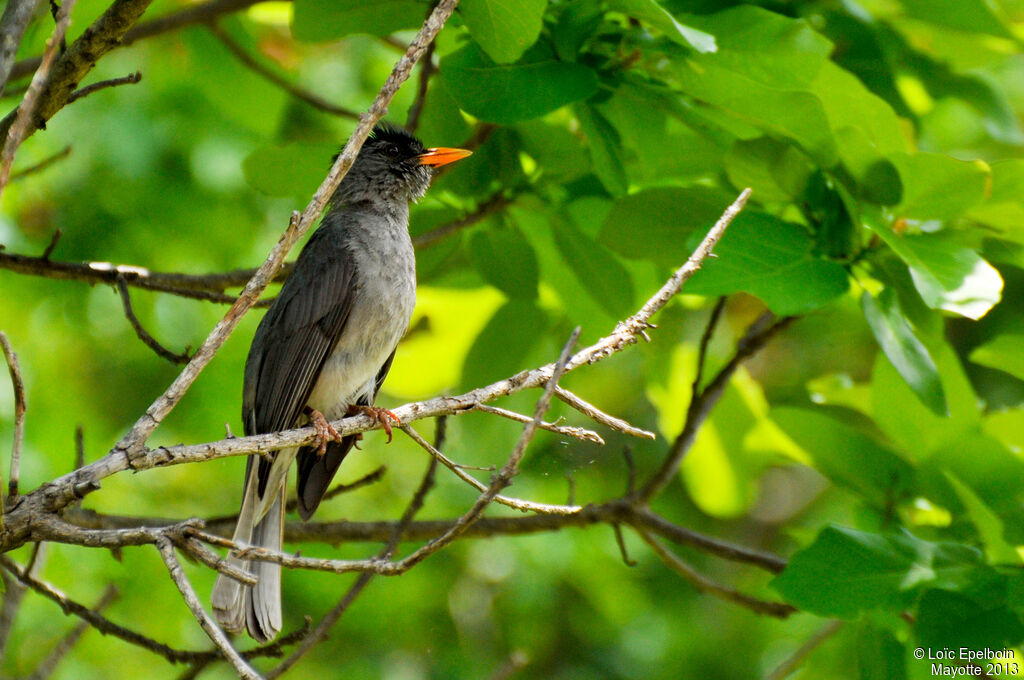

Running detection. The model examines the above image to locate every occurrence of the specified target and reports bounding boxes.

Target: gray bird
[211,124,470,642]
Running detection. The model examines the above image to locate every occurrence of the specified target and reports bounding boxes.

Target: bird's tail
[211,458,284,643]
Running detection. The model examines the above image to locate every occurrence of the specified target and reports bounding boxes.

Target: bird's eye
[386,145,401,159]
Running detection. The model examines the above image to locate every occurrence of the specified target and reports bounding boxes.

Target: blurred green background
[1,0,1024,678]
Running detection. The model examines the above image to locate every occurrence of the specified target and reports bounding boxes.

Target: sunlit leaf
[607,0,717,53]
[460,0,547,63]
[969,333,1024,381]
[772,525,984,618]
[441,43,599,124]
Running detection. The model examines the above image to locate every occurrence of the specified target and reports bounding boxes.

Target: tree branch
[208,24,359,120]
[66,70,142,103]
[0,0,154,147]
[0,0,43,96]
[0,0,75,198]
[0,331,26,499]
[635,527,795,618]
[116,276,192,364]
[155,537,262,680]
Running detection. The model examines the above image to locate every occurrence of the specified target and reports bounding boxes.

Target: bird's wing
[243,228,357,495]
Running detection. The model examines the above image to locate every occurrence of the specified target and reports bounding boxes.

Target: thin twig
[74,424,84,469]
[283,465,387,514]
[613,524,637,566]
[472,402,604,444]
[404,37,435,133]
[413,192,509,248]
[0,0,75,197]
[0,542,44,659]
[764,620,844,680]
[553,386,655,440]
[116,276,192,364]
[636,310,794,502]
[66,70,142,103]
[0,0,44,97]
[401,424,583,515]
[40,227,63,259]
[155,537,262,679]
[9,144,71,182]
[1,332,26,498]
[23,586,118,680]
[208,24,359,120]
[693,296,727,392]
[636,528,795,618]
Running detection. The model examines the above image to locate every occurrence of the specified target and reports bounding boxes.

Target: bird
[211,123,471,642]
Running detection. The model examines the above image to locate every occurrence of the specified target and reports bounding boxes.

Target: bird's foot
[347,404,401,443]
[305,407,343,457]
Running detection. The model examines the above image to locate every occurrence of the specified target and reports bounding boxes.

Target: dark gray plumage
[211,124,470,642]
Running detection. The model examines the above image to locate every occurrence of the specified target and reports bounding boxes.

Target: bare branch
[553,386,655,440]
[0,542,44,659]
[10,145,69,185]
[66,70,142,103]
[208,24,359,120]
[0,250,285,305]
[404,36,435,133]
[155,537,262,679]
[0,331,26,499]
[636,528,795,618]
[613,523,637,566]
[400,424,583,515]
[0,0,43,96]
[412,192,509,248]
[693,296,727,392]
[117,276,192,364]
[23,585,118,680]
[0,0,75,198]
[635,310,794,503]
[471,402,604,444]
[764,620,844,680]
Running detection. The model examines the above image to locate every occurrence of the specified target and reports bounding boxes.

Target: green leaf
[899,0,1014,39]
[242,143,339,198]
[861,288,947,416]
[672,6,906,176]
[969,333,1024,381]
[916,588,1024,653]
[574,104,628,197]
[870,341,980,455]
[607,0,716,53]
[460,300,546,390]
[598,186,734,266]
[551,215,634,318]
[867,217,1003,320]
[889,152,991,221]
[944,472,1020,564]
[683,212,850,316]
[771,407,912,508]
[772,525,984,618]
[468,227,539,300]
[459,0,546,63]
[441,44,599,125]
[857,625,907,680]
[724,137,813,203]
[292,0,424,41]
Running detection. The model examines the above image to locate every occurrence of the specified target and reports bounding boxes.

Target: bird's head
[331,123,471,207]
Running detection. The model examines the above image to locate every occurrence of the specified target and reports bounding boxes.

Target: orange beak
[417,147,472,167]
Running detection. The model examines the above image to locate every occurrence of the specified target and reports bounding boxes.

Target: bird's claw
[307,408,343,457]
[348,405,401,443]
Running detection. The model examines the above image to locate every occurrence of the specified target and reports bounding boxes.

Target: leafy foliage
[1,0,1023,677]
